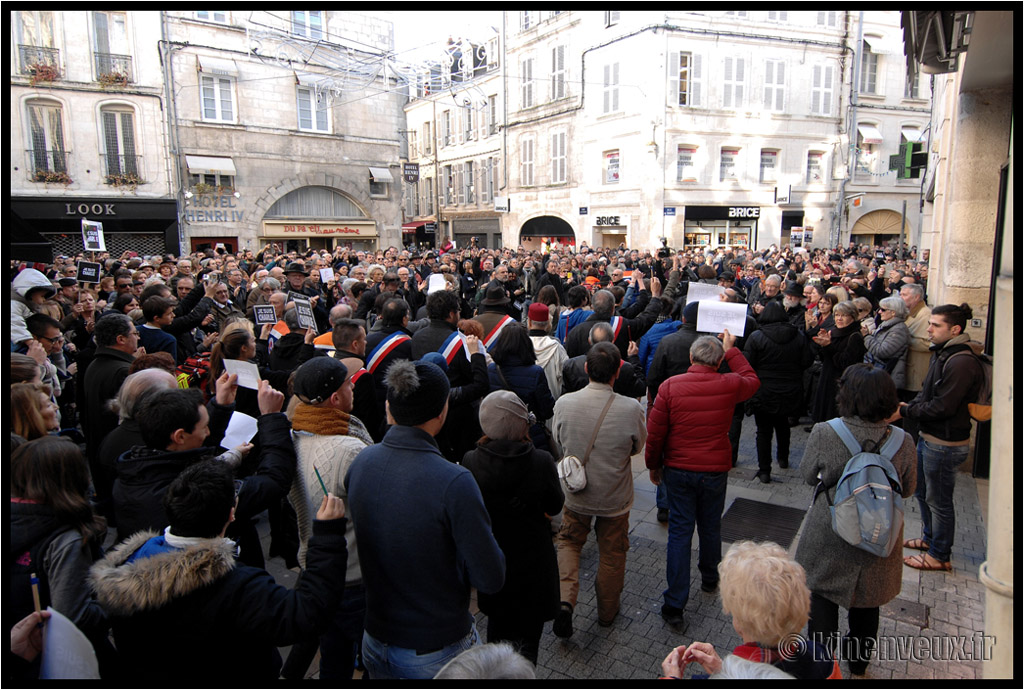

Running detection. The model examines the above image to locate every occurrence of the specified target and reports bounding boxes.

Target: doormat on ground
[720,498,807,549]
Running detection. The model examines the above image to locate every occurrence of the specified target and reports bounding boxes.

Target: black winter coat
[461,439,564,622]
[562,353,647,399]
[743,321,814,416]
[488,357,556,454]
[811,323,867,423]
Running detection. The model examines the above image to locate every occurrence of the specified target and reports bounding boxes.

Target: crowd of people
[10,236,985,680]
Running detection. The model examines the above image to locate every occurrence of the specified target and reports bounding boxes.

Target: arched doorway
[519,216,575,252]
[261,186,377,252]
[850,209,911,247]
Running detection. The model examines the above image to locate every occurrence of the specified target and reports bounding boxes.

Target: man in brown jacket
[899,283,931,441]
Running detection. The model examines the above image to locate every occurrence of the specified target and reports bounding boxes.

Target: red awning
[402,221,427,233]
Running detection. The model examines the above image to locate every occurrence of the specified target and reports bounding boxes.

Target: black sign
[287,290,308,304]
[579,207,589,215]
[77,261,102,284]
[253,304,278,326]
[293,298,315,330]
[595,216,623,226]
[686,206,762,221]
[424,223,436,234]
[403,163,420,184]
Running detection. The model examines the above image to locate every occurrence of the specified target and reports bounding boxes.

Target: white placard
[40,606,100,679]
[685,281,726,305]
[221,411,259,450]
[81,219,106,252]
[427,273,448,294]
[319,268,334,284]
[696,300,748,337]
[223,358,262,390]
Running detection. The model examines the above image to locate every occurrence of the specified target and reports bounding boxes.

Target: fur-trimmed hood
[89,531,236,616]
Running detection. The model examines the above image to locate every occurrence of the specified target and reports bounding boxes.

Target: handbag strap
[581,393,617,466]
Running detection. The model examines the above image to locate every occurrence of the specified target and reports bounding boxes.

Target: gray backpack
[821,419,905,557]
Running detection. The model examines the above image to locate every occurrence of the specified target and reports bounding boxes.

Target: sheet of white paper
[41,606,100,679]
[427,273,448,294]
[685,281,726,304]
[223,359,262,390]
[319,268,334,283]
[696,300,748,336]
[221,411,259,450]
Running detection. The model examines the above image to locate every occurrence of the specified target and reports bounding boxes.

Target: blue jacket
[555,309,592,344]
[488,357,557,452]
[344,425,505,650]
[638,319,683,375]
[138,324,178,361]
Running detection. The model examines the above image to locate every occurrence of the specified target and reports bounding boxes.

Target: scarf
[291,403,351,437]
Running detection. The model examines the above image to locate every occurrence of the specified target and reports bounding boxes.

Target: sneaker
[700,580,718,594]
[657,508,669,523]
[552,602,573,638]
[660,604,685,627]
[757,471,771,484]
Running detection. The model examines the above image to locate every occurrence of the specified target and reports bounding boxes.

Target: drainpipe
[833,11,863,247]
[159,12,185,254]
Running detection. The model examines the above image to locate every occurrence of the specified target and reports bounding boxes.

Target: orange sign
[263,221,376,237]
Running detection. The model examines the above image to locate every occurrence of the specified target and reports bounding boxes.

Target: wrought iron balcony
[101,154,145,186]
[27,149,72,184]
[94,52,134,85]
[19,45,61,81]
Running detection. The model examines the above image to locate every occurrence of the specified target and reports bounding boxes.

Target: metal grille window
[811,64,834,116]
[521,137,535,186]
[603,63,620,114]
[201,75,235,122]
[764,60,785,112]
[720,148,740,181]
[551,45,566,100]
[759,150,778,183]
[521,57,535,108]
[101,108,140,181]
[552,131,567,184]
[27,101,68,178]
[722,57,745,109]
[677,146,698,182]
[297,87,329,132]
[292,11,323,40]
[806,151,824,184]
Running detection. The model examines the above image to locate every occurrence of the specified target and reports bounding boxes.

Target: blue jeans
[662,467,728,609]
[915,438,969,563]
[656,482,668,510]
[362,624,479,680]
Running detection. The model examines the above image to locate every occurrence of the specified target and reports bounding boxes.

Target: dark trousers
[754,411,791,473]
[486,612,544,666]
[808,592,879,666]
[282,581,366,680]
[728,404,744,466]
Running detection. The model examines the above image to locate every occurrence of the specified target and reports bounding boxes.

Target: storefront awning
[857,124,885,145]
[368,167,394,183]
[402,221,427,233]
[197,55,238,76]
[901,127,924,142]
[186,155,237,176]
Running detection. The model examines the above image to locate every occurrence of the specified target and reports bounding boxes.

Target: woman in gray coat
[794,364,916,677]
[863,296,911,389]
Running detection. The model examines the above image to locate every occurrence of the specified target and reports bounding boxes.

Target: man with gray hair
[899,283,931,441]
[645,330,760,629]
[561,321,646,397]
[98,368,180,480]
[564,278,664,359]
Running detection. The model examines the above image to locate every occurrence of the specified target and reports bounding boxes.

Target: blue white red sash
[268,320,289,353]
[610,316,624,341]
[365,331,411,373]
[483,315,515,351]
[351,367,369,385]
[439,329,470,364]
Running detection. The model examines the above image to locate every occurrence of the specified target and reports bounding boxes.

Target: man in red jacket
[646,331,760,628]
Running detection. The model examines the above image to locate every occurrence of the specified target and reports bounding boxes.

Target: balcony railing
[27,149,72,184]
[94,52,134,85]
[19,45,61,82]
[102,154,145,186]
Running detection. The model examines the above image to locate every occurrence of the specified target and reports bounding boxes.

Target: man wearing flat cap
[345,360,505,679]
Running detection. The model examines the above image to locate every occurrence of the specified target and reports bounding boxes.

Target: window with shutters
[904,71,921,99]
[767,11,788,22]
[759,149,778,184]
[603,63,620,114]
[860,48,879,94]
[487,95,498,135]
[444,165,455,205]
[722,57,745,109]
[817,11,838,28]
[464,161,475,205]
[551,45,567,101]
[677,146,698,183]
[93,11,133,83]
[454,164,464,205]
[670,52,702,107]
[291,11,323,40]
[605,11,621,27]
[720,147,740,181]
[855,126,879,181]
[26,100,69,180]
[406,181,418,217]
[409,130,418,159]
[521,137,535,186]
[763,60,785,112]
[200,74,236,122]
[442,110,452,147]
[521,57,534,108]
[297,87,329,132]
[806,151,824,184]
[101,106,141,183]
[604,149,620,184]
[552,131,567,184]
[810,64,834,116]
[423,122,432,154]
[725,11,748,19]
[464,106,474,141]
[425,177,434,214]
[521,11,533,32]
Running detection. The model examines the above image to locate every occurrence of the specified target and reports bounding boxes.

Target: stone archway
[519,215,575,251]
[246,172,372,240]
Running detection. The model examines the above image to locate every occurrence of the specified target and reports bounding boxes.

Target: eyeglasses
[39,334,65,344]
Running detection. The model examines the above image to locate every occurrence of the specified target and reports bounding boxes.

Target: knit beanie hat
[479,390,533,441]
[682,300,701,324]
[293,357,349,405]
[386,360,450,426]
[419,352,449,372]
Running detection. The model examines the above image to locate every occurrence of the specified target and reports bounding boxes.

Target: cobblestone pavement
[262,415,989,680]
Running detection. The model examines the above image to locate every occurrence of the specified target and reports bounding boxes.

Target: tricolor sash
[610,316,624,341]
[268,320,289,353]
[439,329,470,364]
[483,315,515,351]
[366,331,412,373]
[351,367,369,385]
